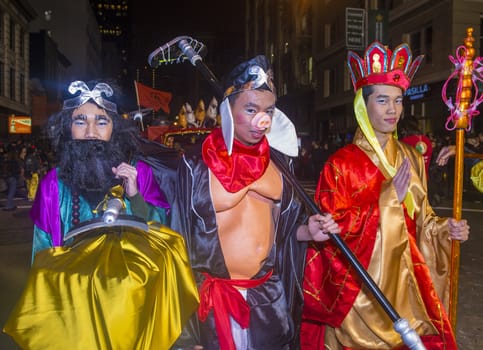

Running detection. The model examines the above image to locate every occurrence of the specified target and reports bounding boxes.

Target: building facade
[29,30,70,132]
[29,0,102,82]
[244,0,315,135]
[243,0,482,144]
[312,0,483,142]
[90,0,130,90]
[0,0,35,138]
[26,0,101,137]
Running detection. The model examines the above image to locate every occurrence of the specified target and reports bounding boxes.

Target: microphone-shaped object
[148,36,206,68]
[148,36,222,98]
[102,197,124,224]
[178,38,202,65]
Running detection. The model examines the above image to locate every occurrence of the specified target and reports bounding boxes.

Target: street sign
[346,7,365,50]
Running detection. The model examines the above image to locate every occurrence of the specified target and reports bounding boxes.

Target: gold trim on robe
[308,129,455,349]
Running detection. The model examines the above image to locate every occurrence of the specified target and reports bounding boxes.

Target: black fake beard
[58,140,126,206]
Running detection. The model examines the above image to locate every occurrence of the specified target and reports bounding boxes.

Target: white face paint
[365,85,404,146]
[231,89,275,147]
[185,103,195,124]
[207,97,218,120]
[71,102,113,141]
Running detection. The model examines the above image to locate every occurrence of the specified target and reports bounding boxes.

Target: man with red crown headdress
[301,42,470,349]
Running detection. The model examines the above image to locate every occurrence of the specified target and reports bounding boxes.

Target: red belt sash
[198,270,273,350]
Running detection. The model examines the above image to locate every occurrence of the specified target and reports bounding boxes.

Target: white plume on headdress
[220,98,235,155]
[266,108,299,157]
[220,98,298,157]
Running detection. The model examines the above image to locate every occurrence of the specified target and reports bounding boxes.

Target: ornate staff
[148,36,426,349]
[441,27,483,330]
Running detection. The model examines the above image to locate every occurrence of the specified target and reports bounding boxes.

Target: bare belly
[210,161,282,280]
[216,191,275,279]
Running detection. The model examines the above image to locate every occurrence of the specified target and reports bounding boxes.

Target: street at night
[0,184,482,349]
[0,0,482,348]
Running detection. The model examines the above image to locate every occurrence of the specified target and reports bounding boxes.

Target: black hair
[362,85,375,103]
[223,55,276,104]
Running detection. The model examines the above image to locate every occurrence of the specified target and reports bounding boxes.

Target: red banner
[135,81,172,114]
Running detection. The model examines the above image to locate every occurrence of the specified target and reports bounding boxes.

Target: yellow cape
[4,222,199,350]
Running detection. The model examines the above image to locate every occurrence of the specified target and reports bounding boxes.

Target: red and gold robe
[301,129,456,350]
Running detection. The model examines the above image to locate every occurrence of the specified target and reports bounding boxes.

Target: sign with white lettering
[405,84,430,100]
[346,8,365,50]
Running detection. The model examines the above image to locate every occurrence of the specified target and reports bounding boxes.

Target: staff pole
[442,27,478,331]
[148,37,426,349]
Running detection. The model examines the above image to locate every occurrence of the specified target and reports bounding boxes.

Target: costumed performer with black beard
[4,80,199,350]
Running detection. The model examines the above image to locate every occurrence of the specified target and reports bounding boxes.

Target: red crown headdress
[347,41,424,92]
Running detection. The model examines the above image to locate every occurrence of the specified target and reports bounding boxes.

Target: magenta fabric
[30,160,170,247]
[30,169,62,246]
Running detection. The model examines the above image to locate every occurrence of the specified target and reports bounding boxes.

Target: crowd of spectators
[295,129,482,204]
[2,128,481,210]
[0,137,54,210]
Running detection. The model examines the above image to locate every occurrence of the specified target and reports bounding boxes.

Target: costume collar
[202,128,270,193]
[353,89,415,218]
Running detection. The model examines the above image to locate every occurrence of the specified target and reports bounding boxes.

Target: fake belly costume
[4,162,199,350]
[169,129,308,349]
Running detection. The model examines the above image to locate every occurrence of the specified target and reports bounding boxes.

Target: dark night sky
[127,0,246,112]
[130,1,245,74]
[131,0,244,34]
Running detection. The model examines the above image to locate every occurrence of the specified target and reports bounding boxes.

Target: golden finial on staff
[456,27,475,129]
[441,27,480,331]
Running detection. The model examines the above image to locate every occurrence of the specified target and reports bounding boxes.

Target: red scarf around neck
[202,128,270,193]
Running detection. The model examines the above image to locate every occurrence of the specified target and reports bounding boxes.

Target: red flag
[135,81,172,114]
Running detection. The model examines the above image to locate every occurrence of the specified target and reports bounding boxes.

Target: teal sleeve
[32,225,53,264]
[146,203,167,225]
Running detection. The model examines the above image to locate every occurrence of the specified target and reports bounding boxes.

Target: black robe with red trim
[170,144,308,350]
